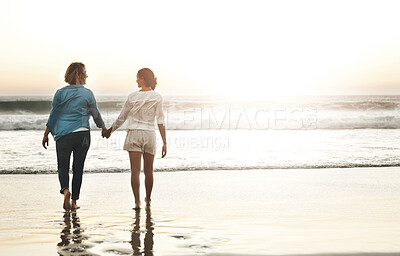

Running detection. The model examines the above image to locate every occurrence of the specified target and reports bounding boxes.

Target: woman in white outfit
[107,68,167,209]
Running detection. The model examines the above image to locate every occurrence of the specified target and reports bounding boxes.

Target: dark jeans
[56,131,90,200]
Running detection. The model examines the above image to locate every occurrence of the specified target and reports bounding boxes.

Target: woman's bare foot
[63,190,71,211]
[71,200,80,210]
[133,201,141,210]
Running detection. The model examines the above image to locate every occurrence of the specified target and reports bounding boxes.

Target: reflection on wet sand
[131,207,154,256]
[57,211,91,256]
[56,207,154,255]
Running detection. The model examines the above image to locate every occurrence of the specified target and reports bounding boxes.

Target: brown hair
[65,62,87,85]
[137,68,157,90]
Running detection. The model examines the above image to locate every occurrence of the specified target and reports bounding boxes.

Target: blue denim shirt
[46,84,105,141]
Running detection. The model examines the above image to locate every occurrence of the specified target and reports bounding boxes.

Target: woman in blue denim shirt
[42,62,108,210]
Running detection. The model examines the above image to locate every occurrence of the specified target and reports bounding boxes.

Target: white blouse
[111,90,165,132]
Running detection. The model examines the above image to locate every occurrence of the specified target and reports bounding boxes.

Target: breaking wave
[1,95,400,130]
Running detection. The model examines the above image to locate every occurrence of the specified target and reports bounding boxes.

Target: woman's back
[111,90,165,131]
[47,84,104,140]
[56,85,93,115]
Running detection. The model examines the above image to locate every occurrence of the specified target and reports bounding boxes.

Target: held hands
[102,126,112,139]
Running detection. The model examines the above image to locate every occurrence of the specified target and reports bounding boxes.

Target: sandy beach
[0,168,399,256]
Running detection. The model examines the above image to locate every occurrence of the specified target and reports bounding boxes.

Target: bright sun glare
[0,0,400,96]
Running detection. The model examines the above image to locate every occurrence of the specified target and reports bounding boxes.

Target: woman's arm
[43,90,60,149]
[110,98,133,134]
[155,97,167,157]
[87,90,109,137]
[45,90,60,134]
[88,90,105,129]
[157,124,167,158]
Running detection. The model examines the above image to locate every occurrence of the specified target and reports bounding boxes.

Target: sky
[0,0,400,97]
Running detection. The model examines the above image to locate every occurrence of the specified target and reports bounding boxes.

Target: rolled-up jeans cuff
[71,196,79,201]
[60,187,69,195]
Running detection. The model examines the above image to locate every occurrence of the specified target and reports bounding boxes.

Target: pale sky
[0,0,400,97]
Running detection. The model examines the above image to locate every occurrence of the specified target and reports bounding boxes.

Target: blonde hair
[64,62,87,85]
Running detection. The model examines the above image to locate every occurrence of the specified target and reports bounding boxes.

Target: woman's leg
[143,152,154,205]
[129,151,142,209]
[71,132,90,209]
[56,135,73,210]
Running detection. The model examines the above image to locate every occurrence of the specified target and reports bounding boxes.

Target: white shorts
[123,129,156,155]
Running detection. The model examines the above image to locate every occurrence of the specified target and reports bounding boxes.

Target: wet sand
[0,168,400,255]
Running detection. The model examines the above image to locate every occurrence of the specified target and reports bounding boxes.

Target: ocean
[1,95,400,174]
